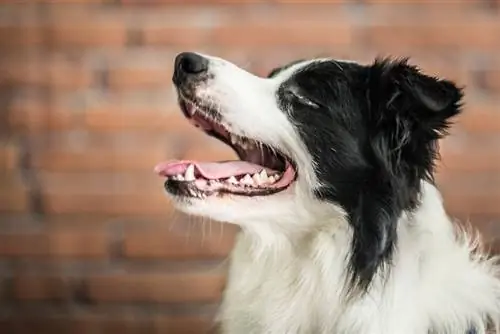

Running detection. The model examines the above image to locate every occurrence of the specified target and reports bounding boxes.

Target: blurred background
[0,0,499,333]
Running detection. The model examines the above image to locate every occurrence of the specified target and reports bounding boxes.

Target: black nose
[173,52,208,85]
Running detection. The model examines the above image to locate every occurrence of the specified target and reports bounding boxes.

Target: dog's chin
[165,182,302,226]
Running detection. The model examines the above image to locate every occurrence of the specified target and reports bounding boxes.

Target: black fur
[271,58,463,292]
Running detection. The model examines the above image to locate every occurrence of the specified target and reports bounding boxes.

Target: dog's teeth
[177,174,184,181]
[240,174,253,185]
[171,175,178,180]
[185,164,195,181]
[227,176,238,184]
[230,134,237,144]
[268,175,276,184]
[259,170,268,181]
[252,173,261,185]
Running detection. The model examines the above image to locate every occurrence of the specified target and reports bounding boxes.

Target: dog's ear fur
[347,58,463,292]
[267,59,306,78]
[366,58,463,189]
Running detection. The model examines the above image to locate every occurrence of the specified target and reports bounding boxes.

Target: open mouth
[154,96,297,198]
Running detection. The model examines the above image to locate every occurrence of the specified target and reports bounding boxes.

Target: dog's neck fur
[216,182,500,334]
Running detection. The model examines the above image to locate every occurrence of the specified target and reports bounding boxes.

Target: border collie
[155,52,500,334]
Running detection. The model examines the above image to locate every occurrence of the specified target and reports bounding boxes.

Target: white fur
[168,54,500,334]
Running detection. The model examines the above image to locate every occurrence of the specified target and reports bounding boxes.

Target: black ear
[346,58,463,293]
[368,58,463,141]
[367,58,463,182]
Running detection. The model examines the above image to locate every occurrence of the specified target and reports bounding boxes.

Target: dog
[155,52,500,334]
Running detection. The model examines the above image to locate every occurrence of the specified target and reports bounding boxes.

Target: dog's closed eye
[285,88,319,108]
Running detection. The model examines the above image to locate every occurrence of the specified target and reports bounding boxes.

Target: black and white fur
[167,53,500,334]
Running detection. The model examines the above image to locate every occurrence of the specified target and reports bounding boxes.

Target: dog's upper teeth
[268,175,277,184]
[259,169,268,181]
[240,174,253,185]
[185,164,195,181]
[252,172,261,185]
[227,176,238,184]
[177,174,184,181]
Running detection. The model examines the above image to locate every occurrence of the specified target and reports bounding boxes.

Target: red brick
[438,169,500,218]
[437,171,500,199]
[107,66,173,91]
[0,26,43,48]
[365,20,500,52]
[34,0,104,3]
[483,69,500,94]
[8,98,76,133]
[154,316,213,334]
[87,272,225,303]
[0,173,29,212]
[0,57,92,90]
[0,191,29,212]
[0,315,212,334]
[362,2,487,23]
[33,149,169,172]
[457,103,500,134]
[84,104,192,133]
[98,316,212,334]
[211,22,353,47]
[32,133,174,172]
[143,26,210,47]
[38,171,163,194]
[13,276,73,301]
[46,23,127,48]
[439,139,500,173]
[43,192,174,216]
[125,0,266,4]
[364,0,478,4]
[443,192,500,216]
[0,138,19,171]
[0,230,108,258]
[123,227,236,259]
[0,21,126,49]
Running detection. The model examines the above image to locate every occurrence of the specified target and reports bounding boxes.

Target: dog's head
[156,52,463,289]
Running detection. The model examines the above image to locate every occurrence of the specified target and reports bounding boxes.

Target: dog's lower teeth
[240,174,253,185]
[227,176,238,184]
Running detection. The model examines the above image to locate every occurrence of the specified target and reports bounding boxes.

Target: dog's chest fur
[215,188,500,334]
[217,229,425,334]
[219,230,347,333]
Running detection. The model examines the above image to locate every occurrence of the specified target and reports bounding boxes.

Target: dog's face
[156,52,463,289]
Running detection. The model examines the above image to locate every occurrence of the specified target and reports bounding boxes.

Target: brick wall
[0,1,499,333]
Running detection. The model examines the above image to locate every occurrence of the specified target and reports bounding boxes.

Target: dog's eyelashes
[296,94,319,108]
[285,89,320,108]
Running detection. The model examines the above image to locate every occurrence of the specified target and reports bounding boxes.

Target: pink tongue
[154,160,276,180]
